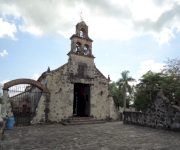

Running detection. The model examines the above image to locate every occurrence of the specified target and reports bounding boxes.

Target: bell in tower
[68,21,94,57]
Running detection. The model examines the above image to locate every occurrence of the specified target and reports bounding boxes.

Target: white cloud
[106,53,109,57]
[32,73,40,80]
[152,27,175,45]
[19,25,42,36]
[0,18,17,40]
[0,0,180,44]
[136,60,166,80]
[0,50,8,57]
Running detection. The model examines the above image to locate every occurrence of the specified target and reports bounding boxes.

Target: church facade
[32,21,119,123]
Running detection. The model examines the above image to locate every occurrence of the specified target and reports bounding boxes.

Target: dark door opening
[73,83,90,117]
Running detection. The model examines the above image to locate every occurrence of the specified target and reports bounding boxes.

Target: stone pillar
[80,45,84,54]
[71,40,76,53]
[88,47,92,56]
[31,93,46,124]
[90,85,96,117]
[109,97,114,119]
[76,27,80,36]
[68,84,74,117]
[1,90,13,118]
[45,73,51,123]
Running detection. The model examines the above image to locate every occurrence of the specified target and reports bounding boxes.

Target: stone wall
[31,93,47,124]
[35,53,121,123]
[123,90,180,131]
[110,98,136,121]
[46,64,73,123]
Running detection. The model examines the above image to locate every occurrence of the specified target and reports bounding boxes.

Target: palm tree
[117,70,135,111]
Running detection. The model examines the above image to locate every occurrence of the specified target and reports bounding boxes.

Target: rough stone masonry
[123,89,180,131]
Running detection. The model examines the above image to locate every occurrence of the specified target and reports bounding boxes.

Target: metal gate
[8,84,43,126]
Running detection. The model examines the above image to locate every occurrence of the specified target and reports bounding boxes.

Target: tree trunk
[123,86,126,111]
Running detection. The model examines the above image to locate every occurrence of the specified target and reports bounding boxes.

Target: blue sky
[0,0,180,89]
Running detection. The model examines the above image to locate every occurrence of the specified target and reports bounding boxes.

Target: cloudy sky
[0,0,180,89]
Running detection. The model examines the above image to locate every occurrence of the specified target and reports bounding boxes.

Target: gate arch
[2,79,49,126]
[3,79,48,92]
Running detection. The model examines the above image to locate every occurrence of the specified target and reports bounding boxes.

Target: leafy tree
[117,70,135,111]
[134,71,166,110]
[109,81,123,108]
[133,89,151,111]
[163,58,180,75]
[134,58,180,111]
[136,71,162,102]
[162,58,180,104]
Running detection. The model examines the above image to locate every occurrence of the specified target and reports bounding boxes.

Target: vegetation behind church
[110,58,180,111]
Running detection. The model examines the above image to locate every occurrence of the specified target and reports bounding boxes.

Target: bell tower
[67,21,95,80]
[68,21,94,57]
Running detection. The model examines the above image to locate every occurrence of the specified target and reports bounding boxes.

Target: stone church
[1,21,120,124]
[32,21,120,123]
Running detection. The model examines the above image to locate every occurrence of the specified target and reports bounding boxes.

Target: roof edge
[95,66,108,80]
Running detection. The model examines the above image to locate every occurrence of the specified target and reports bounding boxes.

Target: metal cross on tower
[80,12,84,21]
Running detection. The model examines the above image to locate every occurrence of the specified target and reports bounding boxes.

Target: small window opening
[80,28,86,38]
[80,31,84,38]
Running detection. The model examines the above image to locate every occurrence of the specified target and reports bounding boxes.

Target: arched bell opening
[79,28,87,38]
[84,44,90,55]
[76,42,82,54]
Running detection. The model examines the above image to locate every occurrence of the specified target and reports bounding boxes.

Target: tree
[109,81,123,108]
[133,59,180,111]
[136,71,162,102]
[117,70,135,111]
[163,58,180,75]
[134,71,165,111]
[133,89,151,111]
[162,58,180,104]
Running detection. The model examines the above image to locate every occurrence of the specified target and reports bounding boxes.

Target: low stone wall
[123,111,147,125]
[110,96,136,121]
[123,90,180,131]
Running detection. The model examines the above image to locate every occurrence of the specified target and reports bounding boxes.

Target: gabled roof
[51,63,68,73]
[95,65,108,80]
[76,21,88,27]
[37,63,68,82]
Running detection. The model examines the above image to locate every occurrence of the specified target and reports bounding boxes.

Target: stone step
[67,119,103,123]
[72,117,91,120]
[62,120,105,126]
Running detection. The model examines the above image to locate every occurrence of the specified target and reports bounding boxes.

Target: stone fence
[110,100,136,121]
[123,90,180,131]
[116,106,136,112]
